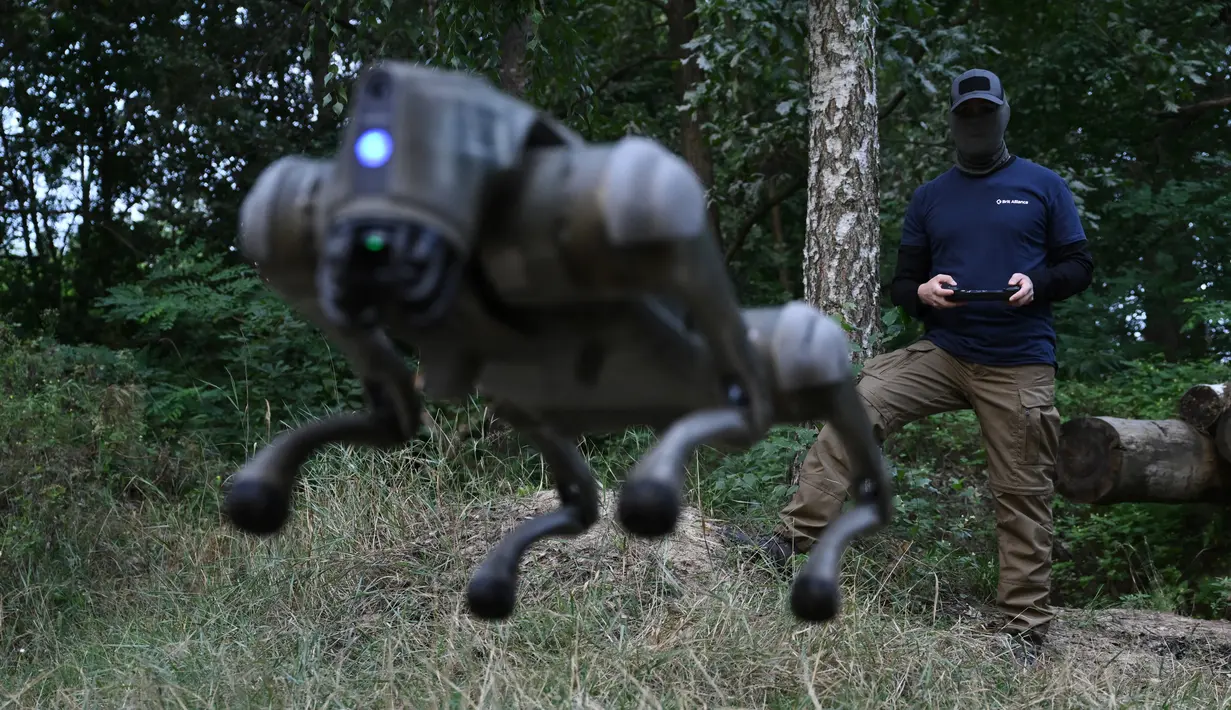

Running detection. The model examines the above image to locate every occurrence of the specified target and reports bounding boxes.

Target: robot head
[238,61,542,331]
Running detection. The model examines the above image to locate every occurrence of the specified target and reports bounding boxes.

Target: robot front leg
[223,368,422,536]
[466,408,601,621]
[616,407,754,538]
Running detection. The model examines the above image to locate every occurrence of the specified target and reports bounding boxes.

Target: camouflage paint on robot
[222,60,894,625]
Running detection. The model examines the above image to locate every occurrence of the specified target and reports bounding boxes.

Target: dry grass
[3,442,1231,709]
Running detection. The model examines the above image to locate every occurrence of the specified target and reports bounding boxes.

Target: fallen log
[1056,417,1231,505]
[1217,413,1231,465]
[1178,382,1231,433]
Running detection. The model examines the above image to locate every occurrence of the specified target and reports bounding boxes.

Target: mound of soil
[462,487,729,583]
[1048,606,1231,674]
[465,490,1231,674]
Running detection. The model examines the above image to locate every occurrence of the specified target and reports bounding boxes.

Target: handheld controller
[941,283,1021,302]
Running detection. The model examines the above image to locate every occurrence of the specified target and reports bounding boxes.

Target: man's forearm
[1025,239,1094,302]
[890,244,931,318]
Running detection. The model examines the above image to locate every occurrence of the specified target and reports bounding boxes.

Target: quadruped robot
[221,59,893,624]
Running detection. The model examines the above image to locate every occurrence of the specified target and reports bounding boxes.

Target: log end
[1056,417,1122,504]
[1179,384,1230,432]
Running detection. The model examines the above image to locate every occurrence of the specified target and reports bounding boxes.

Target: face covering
[948,101,1012,176]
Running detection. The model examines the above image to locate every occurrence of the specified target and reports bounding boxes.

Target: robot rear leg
[466,407,601,620]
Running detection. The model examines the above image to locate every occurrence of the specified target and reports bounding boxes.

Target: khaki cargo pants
[776,338,1061,634]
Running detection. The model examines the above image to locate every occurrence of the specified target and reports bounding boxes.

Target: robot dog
[221,59,893,624]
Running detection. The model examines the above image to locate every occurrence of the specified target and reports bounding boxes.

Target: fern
[94,241,365,452]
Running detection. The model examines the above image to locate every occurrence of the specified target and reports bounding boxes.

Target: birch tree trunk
[802,0,881,364]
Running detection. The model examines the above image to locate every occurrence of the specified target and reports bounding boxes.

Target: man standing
[729,69,1094,650]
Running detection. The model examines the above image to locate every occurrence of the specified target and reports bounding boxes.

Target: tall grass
[3,428,1229,708]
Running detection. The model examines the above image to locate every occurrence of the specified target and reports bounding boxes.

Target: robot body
[224,59,893,624]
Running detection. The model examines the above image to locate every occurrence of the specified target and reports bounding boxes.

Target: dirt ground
[1045,606,1231,676]
[466,489,1231,677]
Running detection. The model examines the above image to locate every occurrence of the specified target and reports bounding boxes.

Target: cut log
[1056,417,1231,505]
[1216,413,1231,465]
[1178,383,1231,433]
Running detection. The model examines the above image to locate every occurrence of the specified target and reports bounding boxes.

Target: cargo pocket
[1019,384,1056,466]
[861,338,936,382]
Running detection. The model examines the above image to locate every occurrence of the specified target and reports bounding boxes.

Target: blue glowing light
[355,128,393,168]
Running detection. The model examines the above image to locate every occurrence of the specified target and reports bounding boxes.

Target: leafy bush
[0,322,219,562]
[95,244,367,454]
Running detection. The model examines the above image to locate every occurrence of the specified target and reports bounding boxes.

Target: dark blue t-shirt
[901,157,1087,367]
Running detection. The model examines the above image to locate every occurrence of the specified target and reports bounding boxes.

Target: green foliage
[1056,356,1231,419]
[1052,498,1231,618]
[95,245,366,451]
[702,425,814,522]
[0,322,217,564]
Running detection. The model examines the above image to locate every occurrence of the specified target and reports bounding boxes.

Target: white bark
[802,0,881,363]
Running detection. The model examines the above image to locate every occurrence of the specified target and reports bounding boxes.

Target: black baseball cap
[950,69,1005,110]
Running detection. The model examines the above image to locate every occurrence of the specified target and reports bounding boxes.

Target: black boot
[982,618,1048,667]
[722,527,806,567]
[1007,628,1046,667]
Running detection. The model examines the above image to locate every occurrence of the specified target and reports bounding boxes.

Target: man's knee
[851,376,893,440]
[804,381,885,456]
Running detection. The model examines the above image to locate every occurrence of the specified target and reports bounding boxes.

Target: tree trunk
[1178,383,1231,433]
[771,204,792,294]
[498,14,534,97]
[666,0,721,246]
[801,0,881,364]
[1055,416,1231,505]
[1141,289,1185,364]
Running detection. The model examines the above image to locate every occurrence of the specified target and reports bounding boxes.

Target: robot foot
[618,407,751,538]
[466,506,587,620]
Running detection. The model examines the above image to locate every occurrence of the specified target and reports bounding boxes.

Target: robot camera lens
[354,226,398,257]
[361,229,388,253]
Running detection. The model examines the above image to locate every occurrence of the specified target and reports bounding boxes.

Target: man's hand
[917,274,963,309]
[1008,273,1034,306]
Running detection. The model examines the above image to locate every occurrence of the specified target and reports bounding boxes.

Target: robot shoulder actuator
[753,301,856,392]
[596,136,712,248]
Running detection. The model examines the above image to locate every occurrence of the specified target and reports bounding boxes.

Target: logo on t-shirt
[996,198,1030,205]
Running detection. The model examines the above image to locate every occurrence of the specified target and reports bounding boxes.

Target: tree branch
[1154,94,1231,119]
[879,88,908,120]
[0,207,76,215]
[723,172,808,264]
[1150,89,1231,144]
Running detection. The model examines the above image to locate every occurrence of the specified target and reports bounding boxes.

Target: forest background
[2,0,1231,705]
